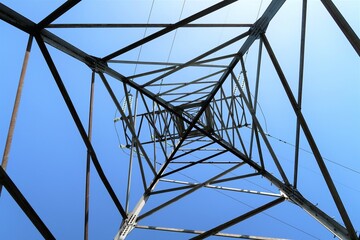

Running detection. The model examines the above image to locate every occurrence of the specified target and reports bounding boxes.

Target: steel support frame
[0,1,357,239]
[261,33,357,240]
[34,34,127,219]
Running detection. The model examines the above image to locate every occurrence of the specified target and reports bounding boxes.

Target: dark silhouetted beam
[102,0,238,61]
[190,197,285,239]
[34,34,127,220]
[321,0,360,56]
[0,167,55,240]
[48,23,253,28]
[262,33,357,240]
[38,0,80,29]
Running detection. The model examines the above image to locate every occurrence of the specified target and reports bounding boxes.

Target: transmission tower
[0,1,359,240]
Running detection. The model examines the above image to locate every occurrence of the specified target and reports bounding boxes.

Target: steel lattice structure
[0,0,359,239]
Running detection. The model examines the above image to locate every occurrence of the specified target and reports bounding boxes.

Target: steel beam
[101,61,352,239]
[1,3,356,239]
[142,31,249,87]
[109,59,227,68]
[293,0,307,188]
[34,34,127,219]
[158,178,281,197]
[135,225,289,240]
[249,40,264,168]
[84,71,95,240]
[0,3,36,33]
[191,197,286,239]
[98,73,156,176]
[1,35,33,195]
[160,150,228,178]
[37,0,80,29]
[102,0,238,61]
[0,167,55,239]
[48,23,253,28]
[262,33,357,240]
[138,163,244,221]
[240,56,290,185]
[321,0,360,56]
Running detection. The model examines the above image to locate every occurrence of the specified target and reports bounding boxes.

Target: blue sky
[0,1,359,239]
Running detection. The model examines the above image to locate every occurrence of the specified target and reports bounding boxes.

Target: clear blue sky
[0,1,359,239]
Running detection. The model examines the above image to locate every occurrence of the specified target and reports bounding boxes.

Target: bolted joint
[249,16,269,39]
[115,214,138,240]
[85,56,108,73]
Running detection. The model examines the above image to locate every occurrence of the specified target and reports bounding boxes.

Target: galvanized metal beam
[190,197,286,239]
[158,178,281,197]
[135,225,289,240]
[1,35,33,196]
[138,163,244,221]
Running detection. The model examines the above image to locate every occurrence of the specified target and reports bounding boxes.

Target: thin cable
[255,0,264,20]
[265,132,360,175]
[232,0,264,109]
[133,0,156,77]
[158,0,186,94]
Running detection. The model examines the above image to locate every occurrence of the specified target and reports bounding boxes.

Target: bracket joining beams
[102,0,238,61]
[245,0,286,42]
[0,3,36,33]
[261,34,357,240]
[0,167,55,240]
